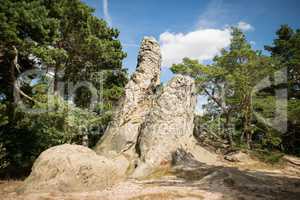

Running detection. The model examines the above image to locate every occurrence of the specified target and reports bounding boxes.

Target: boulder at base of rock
[224,151,252,163]
[283,155,300,166]
[20,144,129,193]
[283,155,300,176]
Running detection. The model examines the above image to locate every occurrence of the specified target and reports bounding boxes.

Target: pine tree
[172,28,274,148]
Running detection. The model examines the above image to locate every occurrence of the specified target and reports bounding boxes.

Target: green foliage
[0,0,60,46]
[177,25,300,157]
[265,25,300,99]
[0,95,106,177]
[251,149,284,164]
[213,28,275,109]
[173,28,276,149]
[32,46,68,70]
[265,25,300,155]
[0,0,60,103]
[288,99,300,123]
[253,96,276,118]
[0,143,9,169]
[0,0,127,177]
[42,0,127,83]
[0,103,8,127]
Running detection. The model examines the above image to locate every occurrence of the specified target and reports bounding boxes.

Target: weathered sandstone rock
[132,75,218,177]
[21,36,219,193]
[95,37,161,160]
[224,151,253,163]
[283,155,300,176]
[21,144,129,193]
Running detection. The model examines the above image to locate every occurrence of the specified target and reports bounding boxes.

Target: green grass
[251,149,284,164]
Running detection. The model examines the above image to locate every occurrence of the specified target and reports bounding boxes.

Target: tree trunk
[243,95,252,149]
[7,46,18,122]
[53,67,58,94]
[224,111,234,146]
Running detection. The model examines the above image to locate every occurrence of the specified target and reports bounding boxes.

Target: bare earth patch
[1,160,300,200]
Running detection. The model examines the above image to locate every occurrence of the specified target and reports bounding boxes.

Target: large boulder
[132,75,218,177]
[95,37,161,160]
[21,144,129,193]
[224,151,253,163]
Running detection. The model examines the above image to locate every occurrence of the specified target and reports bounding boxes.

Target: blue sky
[83,0,300,82]
[83,0,300,113]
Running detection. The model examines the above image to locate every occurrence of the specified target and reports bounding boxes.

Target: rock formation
[20,144,129,192]
[132,75,197,176]
[94,37,161,161]
[132,75,217,177]
[21,36,219,193]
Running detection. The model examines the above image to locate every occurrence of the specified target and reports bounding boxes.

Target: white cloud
[103,0,112,26]
[159,28,231,67]
[237,21,254,32]
[250,41,256,46]
[158,0,254,68]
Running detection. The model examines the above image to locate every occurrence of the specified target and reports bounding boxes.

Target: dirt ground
[1,158,300,200]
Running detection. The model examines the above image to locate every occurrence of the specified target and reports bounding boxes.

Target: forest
[0,0,299,186]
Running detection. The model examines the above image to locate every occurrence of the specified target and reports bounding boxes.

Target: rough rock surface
[20,36,219,193]
[95,37,161,160]
[20,144,129,193]
[283,155,300,176]
[224,151,253,163]
[133,75,218,177]
[8,150,300,199]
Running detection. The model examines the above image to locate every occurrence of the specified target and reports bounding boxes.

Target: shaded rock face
[20,144,129,193]
[95,37,161,159]
[171,148,202,168]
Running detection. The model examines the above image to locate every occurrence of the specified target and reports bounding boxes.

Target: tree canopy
[172,26,299,155]
[0,0,127,177]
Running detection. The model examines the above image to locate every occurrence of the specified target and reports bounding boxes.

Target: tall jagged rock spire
[95,37,161,159]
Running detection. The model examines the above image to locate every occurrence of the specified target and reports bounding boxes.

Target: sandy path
[1,162,300,200]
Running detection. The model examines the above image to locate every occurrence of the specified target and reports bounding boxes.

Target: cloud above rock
[237,21,254,32]
[159,28,231,67]
[158,0,255,68]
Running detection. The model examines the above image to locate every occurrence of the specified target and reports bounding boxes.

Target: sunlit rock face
[95,37,218,177]
[21,144,129,193]
[132,75,199,177]
[137,75,197,164]
[95,37,161,160]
